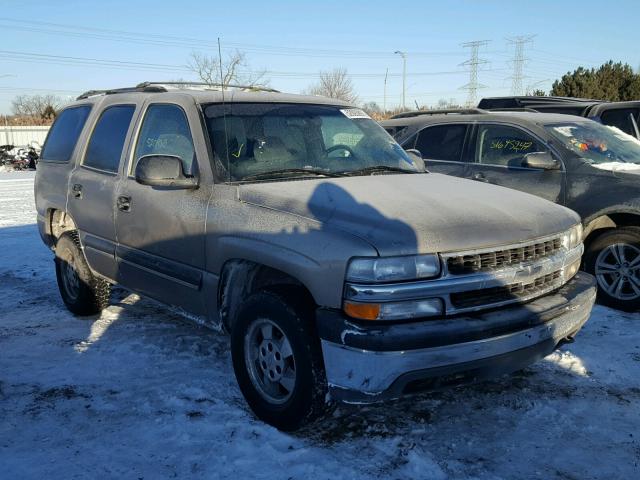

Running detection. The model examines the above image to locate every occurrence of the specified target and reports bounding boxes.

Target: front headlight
[346,254,441,283]
[561,223,583,250]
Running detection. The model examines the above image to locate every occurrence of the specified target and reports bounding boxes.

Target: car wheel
[54,231,111,315]
[230,291,328,431]
[584,227,640,311]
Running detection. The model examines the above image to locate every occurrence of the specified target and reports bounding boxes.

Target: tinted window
[600,108,640,137]
[476,124,546,167]
[41,106,91,162]
[84,105,135,172]
[134,104,195,174]
[415,124,466,162]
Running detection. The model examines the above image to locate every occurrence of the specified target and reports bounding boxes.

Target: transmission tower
[460,40,489,107]
[507,35,535,95]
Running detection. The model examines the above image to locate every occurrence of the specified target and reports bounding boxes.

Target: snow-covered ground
[1,171,639,479]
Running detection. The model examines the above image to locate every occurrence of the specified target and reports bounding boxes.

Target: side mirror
[405,149,426,171]
[135,155,198,189]
[522,152,560,170]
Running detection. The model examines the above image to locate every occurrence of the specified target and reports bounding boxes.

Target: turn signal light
[343,301,381,320]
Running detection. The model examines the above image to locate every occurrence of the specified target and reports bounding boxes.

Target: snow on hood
[238,173,579,256]
[591,162,640,173]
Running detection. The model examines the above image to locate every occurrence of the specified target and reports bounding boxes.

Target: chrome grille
[447,237,562,275]
[450,271,562,310]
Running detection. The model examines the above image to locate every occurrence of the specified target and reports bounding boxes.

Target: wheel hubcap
[244,319,296,404]
[61,249,80,301]
[595,243,640,300]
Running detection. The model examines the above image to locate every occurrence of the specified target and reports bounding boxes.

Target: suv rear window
[40,105,91,162]
[599,108,640,137]
[415,124,467,162]
[83,105,135,172]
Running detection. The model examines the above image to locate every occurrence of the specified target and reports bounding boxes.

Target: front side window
[415,124,467,162]
[84,105,135,172]
[476,124,546,167]
[41,105,91,162]
[545,121,640,165]
[133,104,195,174]
[203,103,420,181]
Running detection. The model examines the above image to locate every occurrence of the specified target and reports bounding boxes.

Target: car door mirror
[405,149,426,171]
[135,155,198,189]
[522,152,560,170]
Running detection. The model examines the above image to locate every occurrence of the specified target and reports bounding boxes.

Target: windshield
[203,103,420,181]
[545,121,640,164]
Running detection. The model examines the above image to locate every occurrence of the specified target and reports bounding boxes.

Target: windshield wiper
[340,165,419,176]
[240,168,344,181]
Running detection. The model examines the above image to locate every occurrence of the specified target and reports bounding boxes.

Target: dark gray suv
[382,110,640,310]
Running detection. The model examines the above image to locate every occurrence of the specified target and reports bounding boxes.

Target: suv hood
[238,173,578,256]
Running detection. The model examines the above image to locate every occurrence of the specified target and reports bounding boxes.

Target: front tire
[230,291,328,431]
[584,227,640,311]
[54,231,111,315]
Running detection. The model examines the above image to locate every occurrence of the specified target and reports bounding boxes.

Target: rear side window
[415,124,467,162]
[133,104,195,174]
[84,105,135,172]
[476,124,546,167]
[600,108,640,137]
[41,105,91,162]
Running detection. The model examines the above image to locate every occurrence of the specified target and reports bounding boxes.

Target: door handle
[72,183,83,199]
[472,173,488,182]
[117,195,131,212]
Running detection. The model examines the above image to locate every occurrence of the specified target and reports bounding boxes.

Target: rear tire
[54,231,111,315]
[230,291,328,431]
[584,227,640,312]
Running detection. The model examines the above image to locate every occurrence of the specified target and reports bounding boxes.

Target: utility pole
[383,68,388,113]
[507,35,535,95]
[394,51,407,110]
[460,40,489,107]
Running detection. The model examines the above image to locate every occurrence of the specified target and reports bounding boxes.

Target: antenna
[459,40,489,107]
[507,35,536,95]
[218,37,230,182]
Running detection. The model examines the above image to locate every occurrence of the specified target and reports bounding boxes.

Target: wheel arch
[217,259,317,333]
[583,211,640,247]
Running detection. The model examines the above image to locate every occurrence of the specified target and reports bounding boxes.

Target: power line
[506,35,535,95]
[0,17,496,59]
[459,40,489,107]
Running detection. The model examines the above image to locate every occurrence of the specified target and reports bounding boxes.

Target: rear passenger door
[114,99,211,315]
[466,123,565,203]
[67,101,137,281]
[406,123,470,178]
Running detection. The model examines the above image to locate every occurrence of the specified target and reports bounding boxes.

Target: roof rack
[76,81,279,100]
[390,108,487,119]
[478,95,602,110]
[136,81,280,93]
[489,107,540,113]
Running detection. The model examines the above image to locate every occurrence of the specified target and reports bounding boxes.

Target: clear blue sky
[1,0,638,113]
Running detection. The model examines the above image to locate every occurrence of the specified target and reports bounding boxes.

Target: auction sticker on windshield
[341,108,371,119]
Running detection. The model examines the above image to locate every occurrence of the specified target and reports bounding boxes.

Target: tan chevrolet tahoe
[35,82,596,430]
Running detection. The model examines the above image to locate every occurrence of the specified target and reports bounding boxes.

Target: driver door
[465,123,565,204]
[114,97,213,315]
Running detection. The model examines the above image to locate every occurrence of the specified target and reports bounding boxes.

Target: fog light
[343,298,443,321]
[564,258,581,281]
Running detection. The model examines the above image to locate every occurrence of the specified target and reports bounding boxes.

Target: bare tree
[306,68,359,104]
[11,94,61,120]
[187,50,268,87]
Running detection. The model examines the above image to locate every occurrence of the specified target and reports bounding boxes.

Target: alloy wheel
[244,318,297,405]
[595,242,640,300]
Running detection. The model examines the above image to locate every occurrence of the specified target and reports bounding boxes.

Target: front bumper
[317,272,597,403]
